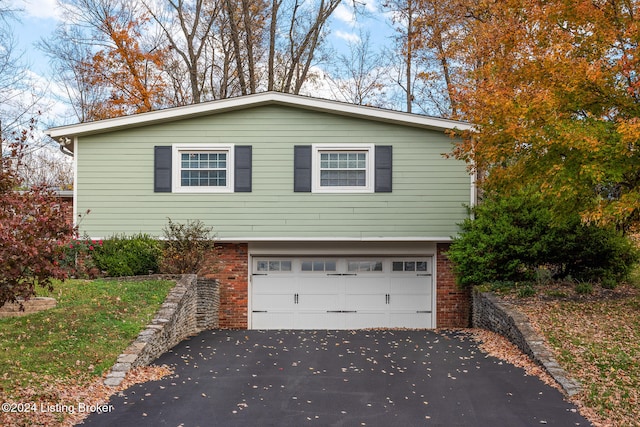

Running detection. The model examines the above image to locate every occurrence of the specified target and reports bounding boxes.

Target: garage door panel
[343,312,387,329]
[298,293,340,310]
[391,278,432,292]
[389,312,432,328]
[391,294,432,311]
[251,257,434,330]
[297,312,344,329]
[299,279,342,294]
[344,293,386,310]
[345,277,388,294]
[252,294,296,310]
[252,312,295,329]
[252,277,298,293]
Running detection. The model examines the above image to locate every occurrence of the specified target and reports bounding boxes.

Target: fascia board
[46,92,473,141]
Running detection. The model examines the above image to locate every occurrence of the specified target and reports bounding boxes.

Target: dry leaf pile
[0,365,172,427]
[506,283,640,427]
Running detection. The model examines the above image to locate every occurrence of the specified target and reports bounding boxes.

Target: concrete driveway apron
[83,330,590,426]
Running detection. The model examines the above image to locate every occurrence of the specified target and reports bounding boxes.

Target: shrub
[60,234,100,278]
[516,283,536,298]
[448,191,639,288]
[1,131,75,306]
[575,281,594,295]
[91,234,161,276]
[600,277,618,290]
[160,218,216,274]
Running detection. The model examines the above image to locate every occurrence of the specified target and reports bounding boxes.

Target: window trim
[311,144,375,193]
[172,144,234,193]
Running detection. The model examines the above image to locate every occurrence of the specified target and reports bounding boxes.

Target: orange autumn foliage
[80,14,168,120]
[437,0,640,231]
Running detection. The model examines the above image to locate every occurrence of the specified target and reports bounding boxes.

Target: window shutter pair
[154,146,252,193]
[293,145,393,192]
[155,145,391,193]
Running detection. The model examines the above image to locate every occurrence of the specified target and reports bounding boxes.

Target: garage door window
[392,261,429,272]
[256,260,292,272]
[348,260,383,272]
[301,260,337,272]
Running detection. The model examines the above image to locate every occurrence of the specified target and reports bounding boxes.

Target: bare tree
[1,4,43,140]
[383,0,470,117]
[40,0,168,121]
[39,26,108,123]
[143,0,222,104]
[1,2,62,176]
[325,31,391,107]
[383,0,418,113]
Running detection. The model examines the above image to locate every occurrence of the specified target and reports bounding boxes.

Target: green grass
[0,279,175,395]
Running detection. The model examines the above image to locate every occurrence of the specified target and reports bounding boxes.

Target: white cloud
[334,3,356,25]
[362,0,379,13]
[12,0,64,21]
[334,30,361,44]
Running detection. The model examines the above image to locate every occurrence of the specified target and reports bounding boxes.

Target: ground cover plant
[507,282,640,427]
[0,278,174,426]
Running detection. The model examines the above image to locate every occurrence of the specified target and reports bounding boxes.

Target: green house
[47,92,474,330]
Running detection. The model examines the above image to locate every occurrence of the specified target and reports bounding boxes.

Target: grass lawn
[0,278,175,425]
[513,283,640,427]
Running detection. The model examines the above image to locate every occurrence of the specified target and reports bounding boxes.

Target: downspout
[58,137,74,157]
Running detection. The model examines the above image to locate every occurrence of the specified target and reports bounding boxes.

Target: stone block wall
[472,290,581,396]
[104,275,219,386]
[436,243,471,328]
[197,278,220,329]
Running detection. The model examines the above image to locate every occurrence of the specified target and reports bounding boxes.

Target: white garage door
[251,257,433,329]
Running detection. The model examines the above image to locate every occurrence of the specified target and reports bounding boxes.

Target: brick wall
[436,243,471,328]
[60,196,74,224]
[198,242,471,330]
[201,243,248,329]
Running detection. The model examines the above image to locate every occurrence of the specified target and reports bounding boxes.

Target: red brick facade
[436,243,471,328]
[201,243,249,329]
[201,242,470,330]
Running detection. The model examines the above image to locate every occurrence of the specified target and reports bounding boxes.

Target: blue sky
[7,0,396,126]
[11,0,391,74]
[10,0,60,75]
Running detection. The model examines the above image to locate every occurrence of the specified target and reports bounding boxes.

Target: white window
[312,144,374,193]
[172,144,234,193]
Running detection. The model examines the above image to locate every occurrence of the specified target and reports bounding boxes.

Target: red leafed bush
[1,128,76,307]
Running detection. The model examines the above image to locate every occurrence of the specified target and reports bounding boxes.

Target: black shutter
[234,145,252,192]
[154,146,172,192]
[375,145,392,192]
[294,145,312,192]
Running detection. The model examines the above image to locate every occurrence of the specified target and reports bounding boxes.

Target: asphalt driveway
[83,330,590,426]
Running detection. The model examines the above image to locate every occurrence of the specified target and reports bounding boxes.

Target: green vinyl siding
[75,105,470,239]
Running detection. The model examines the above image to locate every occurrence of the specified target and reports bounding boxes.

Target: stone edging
[0,297,57,318]
[104,275,219,386]
[473,290,582,397]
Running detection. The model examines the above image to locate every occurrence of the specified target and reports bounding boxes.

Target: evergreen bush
[91,234,161,276]
[448,191,639,288]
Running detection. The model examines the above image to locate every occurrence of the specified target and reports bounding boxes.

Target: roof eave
[45,92,473,140]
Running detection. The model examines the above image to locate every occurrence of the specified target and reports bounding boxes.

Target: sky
[6,0,395,128]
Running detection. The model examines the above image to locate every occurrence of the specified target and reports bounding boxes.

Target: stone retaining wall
[0,297,57,318]
[104,275,219,386]
[472,290,581,396]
